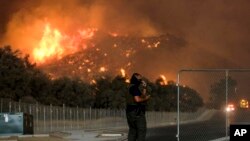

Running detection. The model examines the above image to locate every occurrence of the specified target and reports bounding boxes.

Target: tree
[0,46,205,111]
[209,76,237,109]
[0,46,55,104]
[92,76,113,108]
[49,77,94,107]
[180,86,203,112]
[152,77,203,112]
[25,69,51,103]
[0,46,37,100]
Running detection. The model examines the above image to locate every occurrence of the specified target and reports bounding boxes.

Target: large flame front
[33,23,97,64]
[33,24,64,63]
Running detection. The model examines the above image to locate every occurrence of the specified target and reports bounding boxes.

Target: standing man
[126,73,151,141]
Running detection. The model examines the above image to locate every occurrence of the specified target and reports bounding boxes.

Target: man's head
[130,73,142,85]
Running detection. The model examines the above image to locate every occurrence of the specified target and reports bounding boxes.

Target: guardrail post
[70,108,72,130]
[18,101,21,112]
[0,99,2,112]
[50,104,53,132]
[9,101,11,112]
[36,102,39,132]
[63,104,65,131]
[225,70,229,137]
[44,106,46,133]
[77,106,79,129]
[177,71,181,141]
[90,107,92,120]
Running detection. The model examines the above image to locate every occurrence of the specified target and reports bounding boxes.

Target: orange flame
[109,32,118,37]
[120,68,126,77]
[99,66,107,72]
[120,68,130,83]
[33,24,64,64]
[160,74,167,85]
[32,23,97,64]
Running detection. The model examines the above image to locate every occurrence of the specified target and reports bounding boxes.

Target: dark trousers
[126,110,147,141]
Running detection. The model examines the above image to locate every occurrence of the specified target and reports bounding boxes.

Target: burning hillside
[39,30,186,82]
[0,0,188,82]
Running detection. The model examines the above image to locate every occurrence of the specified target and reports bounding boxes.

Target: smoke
[1,0,250,100]
[131,0,250,76]
[0,0,159,60]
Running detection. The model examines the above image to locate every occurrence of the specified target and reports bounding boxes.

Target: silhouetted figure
[126,73,151,141]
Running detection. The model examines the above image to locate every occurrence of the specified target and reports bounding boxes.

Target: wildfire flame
[120,68,126,77]
[120,68,130,83]
[159,74,167,85]
[33,24,64,63]
[109,32,118,37]
[99,67,107,72]
[27,21,167,82]
[33,23,97,64]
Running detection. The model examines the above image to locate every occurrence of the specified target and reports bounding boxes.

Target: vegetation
[209,77,237,109]
[0,46,204,112]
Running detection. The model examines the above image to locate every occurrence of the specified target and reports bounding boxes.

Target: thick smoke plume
[1,0,250,101]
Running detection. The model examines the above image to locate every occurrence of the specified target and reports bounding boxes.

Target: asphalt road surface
[147,109,250,141]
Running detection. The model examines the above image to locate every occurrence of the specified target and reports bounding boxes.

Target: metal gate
[177,69,250,141]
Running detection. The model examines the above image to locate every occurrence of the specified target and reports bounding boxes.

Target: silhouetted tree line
[0,46,204,112]
[209,77,237,109]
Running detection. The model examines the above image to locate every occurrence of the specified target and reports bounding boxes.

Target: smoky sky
[1,0,250,99]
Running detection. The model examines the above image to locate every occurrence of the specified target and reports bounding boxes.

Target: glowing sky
[1,0,250,100]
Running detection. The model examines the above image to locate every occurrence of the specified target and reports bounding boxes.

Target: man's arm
[134,95,150,103]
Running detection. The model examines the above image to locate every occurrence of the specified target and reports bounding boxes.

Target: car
[226,104,235,112]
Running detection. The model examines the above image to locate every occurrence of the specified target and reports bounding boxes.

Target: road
[147,109,250,141]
